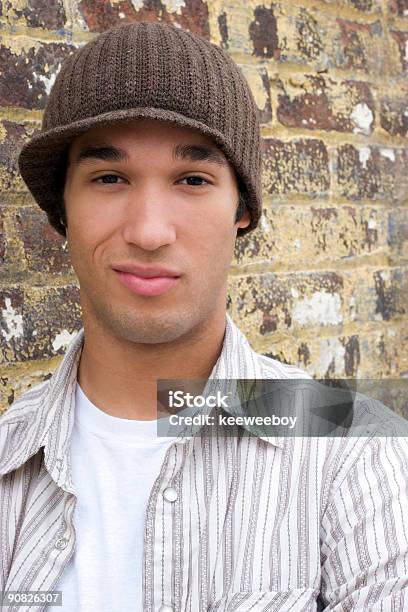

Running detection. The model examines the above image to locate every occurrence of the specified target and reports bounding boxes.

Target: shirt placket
[143,438,192,612]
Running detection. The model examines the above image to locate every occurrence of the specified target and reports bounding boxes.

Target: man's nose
[121,185,177,251]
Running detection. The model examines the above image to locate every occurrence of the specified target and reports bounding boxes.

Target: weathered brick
[390,30,408,72]
[78,0,210,35]
[230,271,346,338]
[358,325,408,378]
[291,8,325,63]
[228,267,407,342]
[388,208,408,260]
[336,144,408,202]
[0,363,56,413]
[323,0,381,11]
[242,323,407,390]
[261,138,330,196]
[373,268,408,321]
[249,5,280,59]
[0,285,81,363]
[0,209,5,265]
[389,0,408,17]
[0,40,75,109]
[252,3,386,74]
[380,96,408,136]
[250,3,344,68]
[234,205,389,267]
[0,376,13,414]
[0,287,24,364]
[274,5,325,65]
[335,18,385,72]
[276,74,375,134]
[239,65,272,124]
[274,327,408,388]
[0,0,66,29]
[218,12,228,48]
[0,195,37,282]
[262,333,364,378]
[351,267,407,325]
[312,334,362,378]
[14,207,72,274]
[0,120,40,192]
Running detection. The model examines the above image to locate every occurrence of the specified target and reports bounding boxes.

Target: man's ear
[236,207,251,230]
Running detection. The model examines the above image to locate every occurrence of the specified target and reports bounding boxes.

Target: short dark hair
[234,178,250,224]
[55,145,249,234]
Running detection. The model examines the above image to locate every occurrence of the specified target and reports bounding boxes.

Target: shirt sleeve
[319,434,408,611]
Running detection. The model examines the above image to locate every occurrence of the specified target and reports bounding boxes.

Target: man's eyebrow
[172,143,228,167]
[72,142,228,167]
[72,144,128,166]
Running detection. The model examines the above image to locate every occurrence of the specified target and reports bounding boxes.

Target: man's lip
[114,270,180,296]
[111,263,181,278]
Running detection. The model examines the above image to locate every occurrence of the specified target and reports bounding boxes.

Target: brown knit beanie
[18,21,262,238]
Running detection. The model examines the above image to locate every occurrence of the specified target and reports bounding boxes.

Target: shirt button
[55,537,68,550]
[162,486,178,502]
[158,605,174,612]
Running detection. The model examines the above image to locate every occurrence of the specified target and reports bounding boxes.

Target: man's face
[63,118,251,344]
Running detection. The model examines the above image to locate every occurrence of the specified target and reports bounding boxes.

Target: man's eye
[91,175,210,186]
[93,174,126,184]
[179,176,210,187]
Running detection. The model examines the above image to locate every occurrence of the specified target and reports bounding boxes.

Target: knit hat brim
[18,107,260,238]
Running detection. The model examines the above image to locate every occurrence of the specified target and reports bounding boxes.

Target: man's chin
[102,309,197,345]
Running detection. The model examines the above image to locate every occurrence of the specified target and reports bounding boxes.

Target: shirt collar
[0,313,284,483]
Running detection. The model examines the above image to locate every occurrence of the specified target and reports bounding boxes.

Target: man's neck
[76,311,227,420]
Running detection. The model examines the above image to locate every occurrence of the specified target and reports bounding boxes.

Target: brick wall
[0,0,407,413]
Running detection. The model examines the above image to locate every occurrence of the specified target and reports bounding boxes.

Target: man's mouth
[112,264,180,296]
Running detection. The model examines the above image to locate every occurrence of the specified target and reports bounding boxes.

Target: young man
[1,21,407,612]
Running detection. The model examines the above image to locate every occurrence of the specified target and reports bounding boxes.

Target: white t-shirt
[53,382,175,611]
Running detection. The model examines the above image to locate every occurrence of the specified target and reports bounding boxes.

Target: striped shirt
[1,313,407,611]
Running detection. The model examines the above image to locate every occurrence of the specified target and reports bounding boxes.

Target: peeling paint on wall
[130,0,144,10]
[1,298,24,342]
[318,337,346,376]
[239,64,268,111]
[358,146,371,168]
[351,102,373,135]
[161,0,186,13]
[34,66,61,96]
[52,329,78,352]
[379,148,396,162]
[292,291,342,327]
